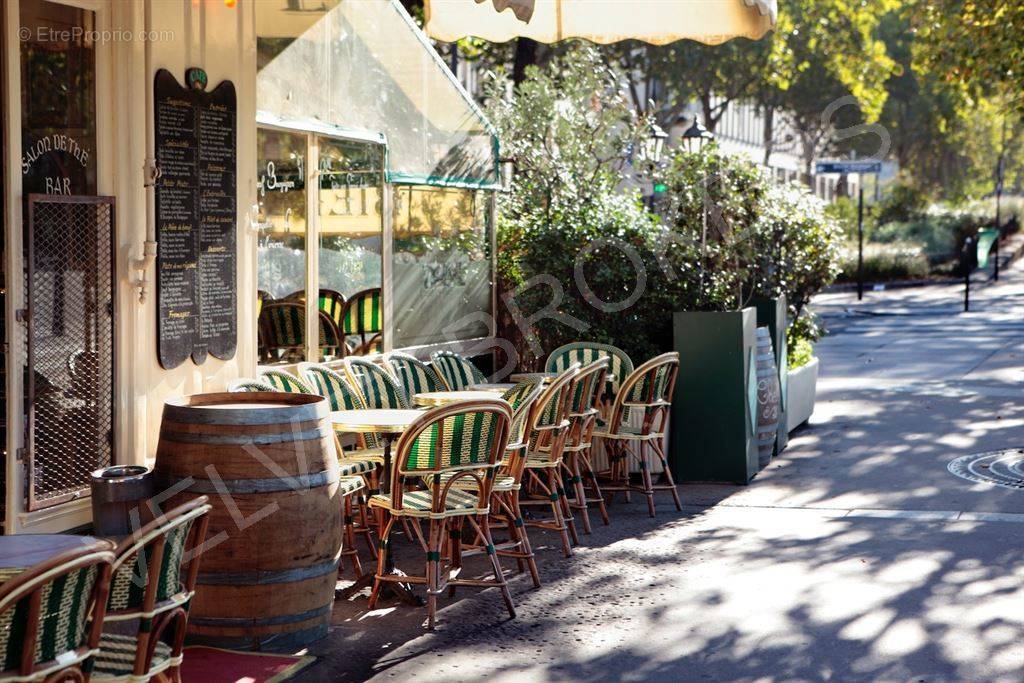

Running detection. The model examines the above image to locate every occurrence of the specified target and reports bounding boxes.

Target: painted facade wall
[4,0,258,532]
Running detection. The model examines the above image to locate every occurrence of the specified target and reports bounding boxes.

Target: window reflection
[318,138,384,356]
[392,187,492,348]
[256,128,307,364]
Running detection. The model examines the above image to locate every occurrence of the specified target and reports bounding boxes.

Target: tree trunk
[513,38,538,85]
[762,105,775,167]
[700,93,717,133]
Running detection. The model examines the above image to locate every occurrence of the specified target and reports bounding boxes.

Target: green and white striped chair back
[342,288,382,335]
[430,351,486,391]
[258,302,304,350]
[545,342,633,393]
[106,501,211,618]
[258,302,343,362]
[397,402,511,473]
[227,378,277,393]
[258,368,314,394]
[386,352,445,396]
[606,352,680,435]
[318,289,347,328]
[0,543,114,680]
[345,358,410,409]
[300,364,366,411]
[570,358,610,416]
[623,354,678,405]
[502,379,545,451]
[301,363,382,450]
[527,364,580,454]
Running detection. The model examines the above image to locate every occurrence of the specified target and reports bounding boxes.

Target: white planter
[786,356,819,432]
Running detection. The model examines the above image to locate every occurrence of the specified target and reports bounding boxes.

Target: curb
[825,234,1024,293]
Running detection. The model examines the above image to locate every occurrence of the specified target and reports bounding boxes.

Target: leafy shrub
[875,177,930,225]
[488,47,843,369]
[835,241,930,282]
[786,309,824,368]
[788,337,815,369]
[873,207,984,261]
[657,144,772,312]
[748,183,843,318]
[488,47,665,367]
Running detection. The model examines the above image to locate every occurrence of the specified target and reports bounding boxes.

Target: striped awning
[425,0,777,45]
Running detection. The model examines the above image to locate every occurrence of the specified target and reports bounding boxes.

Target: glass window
[392,187,492,348]
[256,128,307,364]
[20,0,97,197]
[318,137,384,355]
[256,0,499,189]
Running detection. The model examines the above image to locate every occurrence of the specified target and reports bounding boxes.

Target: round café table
[509,372,556,384]
[330,408,424,604]
[0,535,113,585]
[414,390,502,407]
[468,382,516,392]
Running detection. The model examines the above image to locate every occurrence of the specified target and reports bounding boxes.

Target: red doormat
[180,646,315,683]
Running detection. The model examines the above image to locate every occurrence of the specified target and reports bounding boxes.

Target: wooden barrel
[755,327,781,469]
[153,392,341,653]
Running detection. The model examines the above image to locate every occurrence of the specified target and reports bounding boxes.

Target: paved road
[303,261,1023,682]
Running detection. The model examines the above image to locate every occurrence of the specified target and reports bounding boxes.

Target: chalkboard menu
[154,68,237,369]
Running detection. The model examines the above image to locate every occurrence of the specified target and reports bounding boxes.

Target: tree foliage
[912,1,1024,112]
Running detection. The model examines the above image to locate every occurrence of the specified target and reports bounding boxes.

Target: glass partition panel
[256,0,499,189]
[392,187,492,348]
[318,137,384,356]
[256,128,307,364]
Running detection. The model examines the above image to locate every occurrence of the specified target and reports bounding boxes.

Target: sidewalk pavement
[300,261,1023,682]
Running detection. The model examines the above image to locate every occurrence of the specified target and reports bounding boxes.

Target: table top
[468,383,516,392]
[0,535,112,578]
[509,372,556,383]
[330,409,424,434]
[414,390,502,407]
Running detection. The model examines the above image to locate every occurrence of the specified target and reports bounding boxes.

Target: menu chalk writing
[154,68,237,369]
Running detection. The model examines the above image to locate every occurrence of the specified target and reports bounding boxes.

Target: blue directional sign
[815,160,882,174]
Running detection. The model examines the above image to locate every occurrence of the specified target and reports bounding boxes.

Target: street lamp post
[682,118,715,305]
[639,120,668,211]
[994,117,1006,281]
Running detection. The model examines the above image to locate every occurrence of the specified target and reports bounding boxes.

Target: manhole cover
[948,449,1024,490]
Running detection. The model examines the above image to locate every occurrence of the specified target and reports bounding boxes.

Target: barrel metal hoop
[156,469,339,494]
[159,426,330,445]
[196,557,340,586]
[188,604,332,628]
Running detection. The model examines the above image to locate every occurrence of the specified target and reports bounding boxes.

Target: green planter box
[669,307,759,484]
[751,295,789,454]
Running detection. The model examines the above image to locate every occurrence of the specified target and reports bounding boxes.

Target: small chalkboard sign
[154,68,237,369]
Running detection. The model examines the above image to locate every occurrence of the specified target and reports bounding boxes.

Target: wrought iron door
[24,195,115,510]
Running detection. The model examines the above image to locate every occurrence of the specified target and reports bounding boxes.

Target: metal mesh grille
[25,196,115,511]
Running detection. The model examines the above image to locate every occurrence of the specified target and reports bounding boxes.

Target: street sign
[814,160,882,174]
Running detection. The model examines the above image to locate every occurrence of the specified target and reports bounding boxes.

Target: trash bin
[90,465,154,537]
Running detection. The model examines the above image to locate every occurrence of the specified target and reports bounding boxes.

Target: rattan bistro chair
[594,352,682,517]
[432,379,547,588]
[385,352,446,397]
[92,497,212,682]
[561,358,611,534]
[342,288,382,356]
[430,350,486,391]
[299,363,382,564]
[546,342,633,396]
[258,368,314,394]
[367,399,515,630]
[342,357,410,410]
[0,540,115,682]
[226,378,277,393]
[519,364,581,557]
